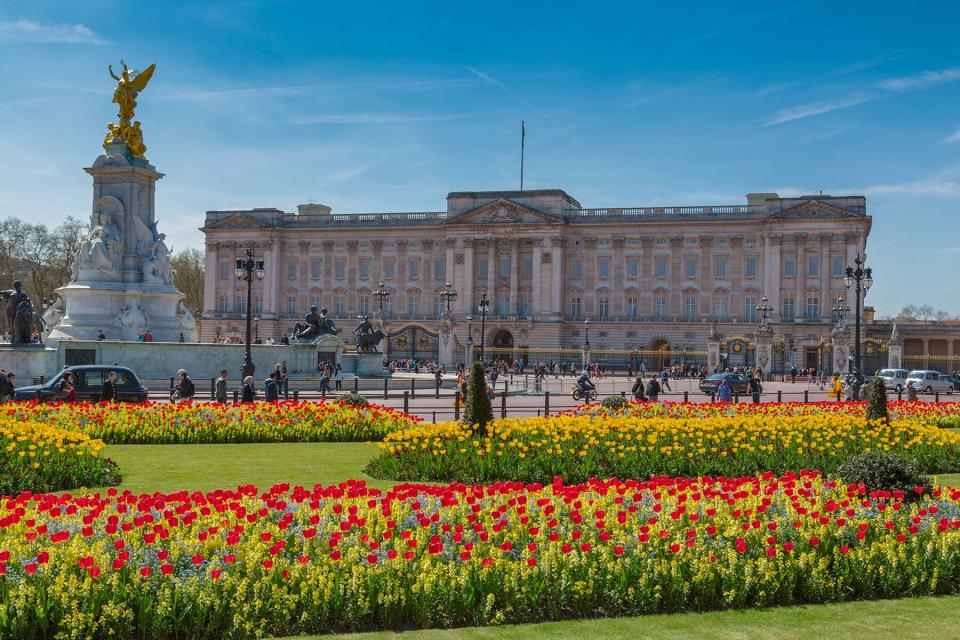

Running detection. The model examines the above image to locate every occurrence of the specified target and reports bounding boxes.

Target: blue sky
[1,0,958,316]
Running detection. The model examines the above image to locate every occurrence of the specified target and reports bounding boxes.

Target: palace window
[408,259,420,280]
[745,296,757,319]
[383,298,393,317]
[383,259,395,279]
[234,294,246,314]
[655,258,668,278]
[714,238,727,248]
[745,257,758,278]
[498,256,510,278]
[254,294,263,315]
[359,259,369,280]
[627,259,640,278]
[434,259,445,280]
[521,293,533,316]
[783,296,795,319]
[598,257,611,279]
[686,238,697,245]
[745,238,758,246]
[407,295,418,316]
[655,297,667,317]
[570,297,582,319]
[713,296,727,319]
[832,256,844,277]
[522,258,533,279]
[656,238,667,247]
[309,295,321,308]
[626,296,638,318]
[684,296,697,319]
[714,257,727,278]
[219,261,229,279]
[335,296,345,316]
[286,296,297,316]
[477,258,488,279]
[358,295,369,316]
[598,296,610,318]
[784,258,796,278]
[434,295,445,317]
[335,258,345,279]
[807,256,819,277]
[685,257,697,278]
[497,292,510,316]
[806,296,820,318]
[287,259,297,279]
[217,293,228,313]
[570,259,582,279]
[311,260,322,279]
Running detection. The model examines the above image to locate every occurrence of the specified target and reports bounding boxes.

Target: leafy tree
[171,248,204,317]
[463,361,493,436]
[865,377,889,425]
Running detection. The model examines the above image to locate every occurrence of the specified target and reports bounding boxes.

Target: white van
[906,370,955,394]
[877,368,910,393]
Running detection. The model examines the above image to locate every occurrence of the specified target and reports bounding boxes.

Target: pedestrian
[319,365,331,396]
[101,371,119,403]
[60,370,77,403]
[96,329,106,341]
[264,372,279,402]
[333,363,343,392]
[831,373,843,402]
[4,372,15,401]
[646,376,660,402]
[179,332,185,343]
[906,379,919,401]
[280,360,289,397]
[631,375,647,402]
[171,369,195,403]
[748,374,762,404]
[0,369,10,404]
[241,376,256,403]
[717,377,733,402]
[790,366,797,383]
[280,333,290,345]
[660,368,671,392]
[214,369,228,403]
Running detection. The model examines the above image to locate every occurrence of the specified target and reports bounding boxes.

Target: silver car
[906,370,955,394]
[877,368,910,393]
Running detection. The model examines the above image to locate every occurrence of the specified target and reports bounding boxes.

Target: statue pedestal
[707,341,721,372]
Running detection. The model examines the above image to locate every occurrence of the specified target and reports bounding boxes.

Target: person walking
[100,371,119,403]
[717,377,733,402]
[831,373,843,402]
[280,361,289,398]
[0,368,11,404]
[241,376,256,403]
[333,363,343,392]
[646,376,660,402]
[748,374,762,404]
[264,372,279,402]
[660,368,671,392]
[171,369,195,403]
[214,370,228,403]
[60,370,77,403]
[790,366,797,383]
[906,379,919,401]
[319,365,331,397]
[631,375,647,402]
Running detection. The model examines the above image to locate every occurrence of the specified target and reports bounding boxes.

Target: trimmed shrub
[601,395,628,410]
[865,378,889,425]
[338,392,369,407]
[837,450,931,501]
[463,361,493,436]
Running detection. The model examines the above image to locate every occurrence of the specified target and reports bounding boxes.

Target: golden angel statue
[103,59,156,159]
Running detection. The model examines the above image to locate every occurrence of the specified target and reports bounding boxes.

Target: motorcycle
[571,385,599,402]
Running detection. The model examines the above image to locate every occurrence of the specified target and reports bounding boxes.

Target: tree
[463,361,493,436]
[865,377,889,426]
[171,248,204,317]
[896,304,954,322]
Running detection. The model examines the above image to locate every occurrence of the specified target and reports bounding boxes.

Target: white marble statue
[113,303,147,330]
[42,297,65,329]
[176,300,196,330]
[77,213,123,275]
[142,233,174,285]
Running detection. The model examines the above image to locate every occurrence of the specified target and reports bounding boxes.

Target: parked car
[906,370,955,395]
[876,368,910,393]
[13,365,149,403]
[698,373,750,396]
[942,374,960,391]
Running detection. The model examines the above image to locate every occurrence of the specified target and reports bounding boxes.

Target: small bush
[338,392,369,407]
[601,395,628,410]
[463,361,493,436]
[866,378,889,425]
[838,451,931,501]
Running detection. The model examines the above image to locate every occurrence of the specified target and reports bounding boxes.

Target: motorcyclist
[576,370,595,393]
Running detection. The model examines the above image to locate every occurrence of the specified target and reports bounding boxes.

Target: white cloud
[0,20,107,44]
[940,128,960,145]
[762,93,876,127]
[877,67,960,91]
[940,246,960,254]
[862,178,960,198]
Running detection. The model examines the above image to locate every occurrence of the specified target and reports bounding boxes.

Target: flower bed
[3,473,960,638]
[0,422,118,495]
[368,414,960,483]
[0,400,418,444]
[567,400,960,429]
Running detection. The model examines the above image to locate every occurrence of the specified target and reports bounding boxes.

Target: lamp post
[373,281,390,316]
[439,281,458,315]
[253,314,260,343]
[843,254,873,375]
[235,247,264,379]
[582,318,591,370]
[833,296,849,326]
[756,295,773,330]
[465,315,473,365]
[477,293,490,363]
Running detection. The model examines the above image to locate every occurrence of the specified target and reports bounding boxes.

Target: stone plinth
[0,346,57,382]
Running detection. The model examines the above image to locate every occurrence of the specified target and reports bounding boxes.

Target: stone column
[845,233,859,311]
[444,238,456,294]
[819,234,831,320]
[669,237,683,317]
[612,237,625,314]
[794,234,805,318]
[551,237,564,318]
[266,235,282,318]
[509,239,519,315]
[764,234,782,319]
[888,326,903,370]
[345,241,358,312]
[754,326,773,379]
[396,240,408,314]
[707,340,721,373]
[203,242,218,315]
[922,338,930,369]
[698,235,713,319]
[531,238,543,318]
[728,236,743,319]
[462,239,474,314]
[321,241,334,311]
[640,237,654,315]
[486,240,496,297]
[832,324,851,374]
[583,237,597,314]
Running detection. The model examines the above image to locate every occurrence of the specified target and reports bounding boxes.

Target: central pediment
[443,198,565,226]
[203,212,273,230]
[768,200,856,220]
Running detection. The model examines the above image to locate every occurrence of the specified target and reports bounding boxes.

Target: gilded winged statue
[103,59,156,159]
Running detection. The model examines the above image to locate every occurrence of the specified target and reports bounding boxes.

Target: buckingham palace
[199,188,888,372]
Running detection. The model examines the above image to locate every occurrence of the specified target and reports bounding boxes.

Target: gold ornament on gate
[102,59,156,159]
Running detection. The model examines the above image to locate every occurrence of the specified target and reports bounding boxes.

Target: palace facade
[195,188,959,373]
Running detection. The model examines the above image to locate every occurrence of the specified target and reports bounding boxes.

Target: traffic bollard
[804,390,809,403]
[233,390,239,403]
[403,390,410,414]
[410,378,416,399]
[210,378,215,400]
[684,391,689,403]
[777,390,782,403]
[544,391,550,416]
[293,390,299,401]
[435,379,441,399]
[501,392,507,418]
[383,378,388,400]
[354,377,359,394]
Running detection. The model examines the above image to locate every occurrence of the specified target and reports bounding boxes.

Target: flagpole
[520,120,525,191]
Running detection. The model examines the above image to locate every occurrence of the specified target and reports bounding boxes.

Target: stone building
[199,188,923,372]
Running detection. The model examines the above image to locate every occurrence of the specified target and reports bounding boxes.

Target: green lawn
[276,594,960,640]
[101,442,393,494]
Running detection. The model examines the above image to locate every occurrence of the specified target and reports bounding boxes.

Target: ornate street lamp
[465,315,473,364]
[439,281,458,315]
[373,281,391,316]
[843,254,872,375]
[833,296,849,327]
[756,295,773,330]
[477,293,490,363]
[253,314,260,342]
[583,317,591,348]
[235,247,264,379]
